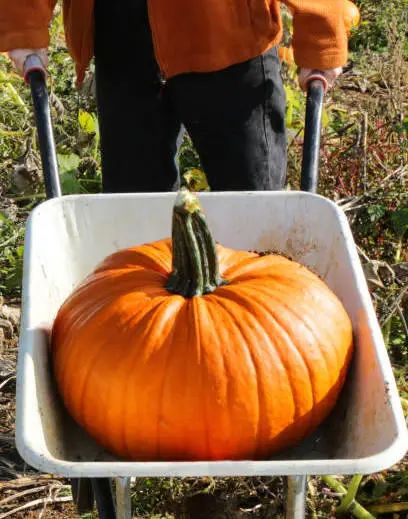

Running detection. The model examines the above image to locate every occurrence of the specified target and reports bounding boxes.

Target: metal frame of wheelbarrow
[24,54,328,519]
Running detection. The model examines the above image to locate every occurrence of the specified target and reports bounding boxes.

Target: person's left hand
[298,67,343,92]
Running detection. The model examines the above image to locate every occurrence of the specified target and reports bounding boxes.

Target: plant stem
[394,237,403,263]
[0,129,25,138]
[3,82,29,114]
[382,316,393,348]
[307,479,318,519]
[321,476,375,519]
[166,189,227,297]
[360,111,368,192]
[337,475,363,514]
[11,193,46,202]
[368,502,408,513]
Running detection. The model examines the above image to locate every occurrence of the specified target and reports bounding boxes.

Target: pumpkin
[344,0,360,34]
[51,190,353,461]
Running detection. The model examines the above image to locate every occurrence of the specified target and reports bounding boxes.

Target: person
[0,1,346,193]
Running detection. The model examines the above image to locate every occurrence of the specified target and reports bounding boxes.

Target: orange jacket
[0,1,348,84]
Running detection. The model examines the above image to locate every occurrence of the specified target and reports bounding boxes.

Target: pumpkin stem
[166,189,227,297]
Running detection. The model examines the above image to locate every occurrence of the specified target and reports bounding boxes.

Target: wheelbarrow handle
[25,54,62,199]
[300,76,326,194]
[25,56,118,518]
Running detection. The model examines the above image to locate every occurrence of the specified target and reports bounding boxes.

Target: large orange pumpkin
[51,190,353,461]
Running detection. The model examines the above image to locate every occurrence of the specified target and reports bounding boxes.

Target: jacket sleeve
[0,0,57,51]
[281,0,348,69]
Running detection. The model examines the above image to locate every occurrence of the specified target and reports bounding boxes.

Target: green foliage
[284,84,303,130]
[178,133,201,174]
[391,207,408,238]
[367,204,387,223]
[131,476,284,518]
[350,0,408,55]
[78,109,98,134]
[78,109,100,160]
[57,152,82,193]
[183,168,209,191]
[0,211,25,296]
[132,478,180,517]
[178,133,208,190]
[57,152,81,174]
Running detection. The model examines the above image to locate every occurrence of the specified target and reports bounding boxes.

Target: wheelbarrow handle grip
[300,78,325,194]
[23,53,47,84]
[25,55,61,199]
[25,60,117,519]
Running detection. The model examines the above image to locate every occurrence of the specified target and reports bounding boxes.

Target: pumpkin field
[0,0,407,517]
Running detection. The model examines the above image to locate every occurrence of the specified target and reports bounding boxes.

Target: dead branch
[397,305,408,339]
[0,485,49,506]
[0,377,16,392]
[0,495,72,518]
[380,286,408,327]
[337,165,407,211]
[360,112,368,192]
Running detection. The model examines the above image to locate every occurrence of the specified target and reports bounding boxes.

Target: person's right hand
[298,67,343,93]
[7,49,48,77]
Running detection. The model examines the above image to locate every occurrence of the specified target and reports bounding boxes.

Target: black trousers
[94,0,287,193]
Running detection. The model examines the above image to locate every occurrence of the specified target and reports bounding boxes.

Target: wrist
[298,67,342,92]
[8,48,48,77]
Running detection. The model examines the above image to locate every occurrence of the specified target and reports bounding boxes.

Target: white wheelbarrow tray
[16,191,408,478]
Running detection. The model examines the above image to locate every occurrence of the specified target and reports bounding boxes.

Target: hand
[7,48,48,77]
[298,67,343,92]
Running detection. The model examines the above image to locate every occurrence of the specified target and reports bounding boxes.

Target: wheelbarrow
[15,55,408,519]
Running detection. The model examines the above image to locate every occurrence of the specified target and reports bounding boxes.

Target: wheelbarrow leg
[92,478,116,518]
[286,475,307,519]
[115,477,132,519]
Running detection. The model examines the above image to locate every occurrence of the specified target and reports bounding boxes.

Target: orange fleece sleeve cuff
[0,0,56,52]
[292,13,348,69]
[0,28,50,53]
[283,0,349,70]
